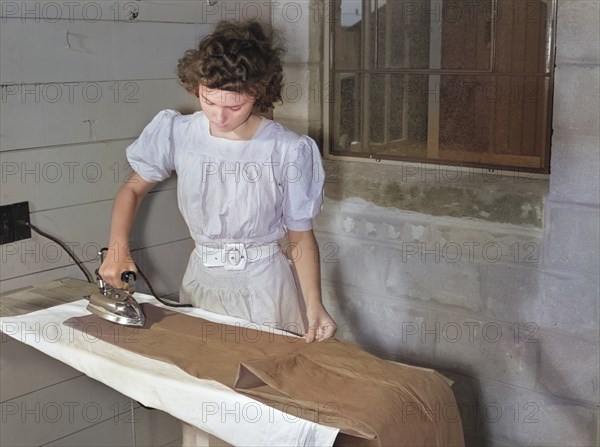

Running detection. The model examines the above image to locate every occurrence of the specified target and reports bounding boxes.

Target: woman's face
[198,85,256,137]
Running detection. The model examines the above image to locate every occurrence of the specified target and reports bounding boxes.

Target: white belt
[195,242,280,271]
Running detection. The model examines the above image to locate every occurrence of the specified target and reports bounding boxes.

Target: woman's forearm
[100,173,155,284]
[287,229,322,308]
[108,184,144,252]
[288,229,337,342]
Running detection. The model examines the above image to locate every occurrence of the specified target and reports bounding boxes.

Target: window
[327,0,556,173]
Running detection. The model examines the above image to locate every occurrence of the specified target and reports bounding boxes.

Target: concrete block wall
[274,0,600,445]
[272,0,323,138]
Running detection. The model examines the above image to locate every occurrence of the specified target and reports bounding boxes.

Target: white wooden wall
[1,2,271,446]
[1,0,270,295]
[1,334,184,446]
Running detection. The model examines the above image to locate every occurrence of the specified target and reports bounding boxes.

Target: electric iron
[84,249,146,327]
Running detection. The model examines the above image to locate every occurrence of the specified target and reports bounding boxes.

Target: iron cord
[16,220,191,308]
[132,257,192,308]
[18,220,94,283]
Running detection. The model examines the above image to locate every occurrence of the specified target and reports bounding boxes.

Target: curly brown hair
[177,21,285,112]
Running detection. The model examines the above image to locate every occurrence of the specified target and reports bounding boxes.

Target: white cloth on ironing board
[0,295,340,447]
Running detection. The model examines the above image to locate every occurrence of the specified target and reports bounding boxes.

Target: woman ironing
[99,20,337,344]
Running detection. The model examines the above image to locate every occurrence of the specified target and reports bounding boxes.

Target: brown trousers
[66,304,464,447]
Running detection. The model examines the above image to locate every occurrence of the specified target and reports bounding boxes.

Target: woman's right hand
[98,244,137,289]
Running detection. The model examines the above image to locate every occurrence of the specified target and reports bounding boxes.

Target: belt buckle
[223,243,247,271]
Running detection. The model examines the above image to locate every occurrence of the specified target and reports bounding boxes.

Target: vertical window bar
[427,0,443,159]
[373,0,379,68]
[383,2,392,144]
[546,0,557,73]
[402,23,410,140]
[542,0,558,169]
[489,0,498,72]
[362,0,372,152]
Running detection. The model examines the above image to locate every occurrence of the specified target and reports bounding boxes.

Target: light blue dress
[126,109,325,334]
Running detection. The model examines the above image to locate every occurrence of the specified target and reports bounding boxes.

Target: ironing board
[0,278,340,447]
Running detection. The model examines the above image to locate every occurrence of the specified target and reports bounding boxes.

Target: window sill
[323,159,549,228]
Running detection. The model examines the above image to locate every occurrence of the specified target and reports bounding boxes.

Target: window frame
[322,0,558,175]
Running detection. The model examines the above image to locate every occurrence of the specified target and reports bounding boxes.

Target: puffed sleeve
[282,136,325,231]
[126,109,180,183]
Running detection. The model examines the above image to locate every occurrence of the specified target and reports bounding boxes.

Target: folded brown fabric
[235,343,464,446]
[65,303,464,447]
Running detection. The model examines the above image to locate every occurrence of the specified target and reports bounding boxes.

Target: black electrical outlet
[0,201,31,244]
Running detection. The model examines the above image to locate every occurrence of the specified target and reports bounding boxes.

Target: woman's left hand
[304,304,337,343]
